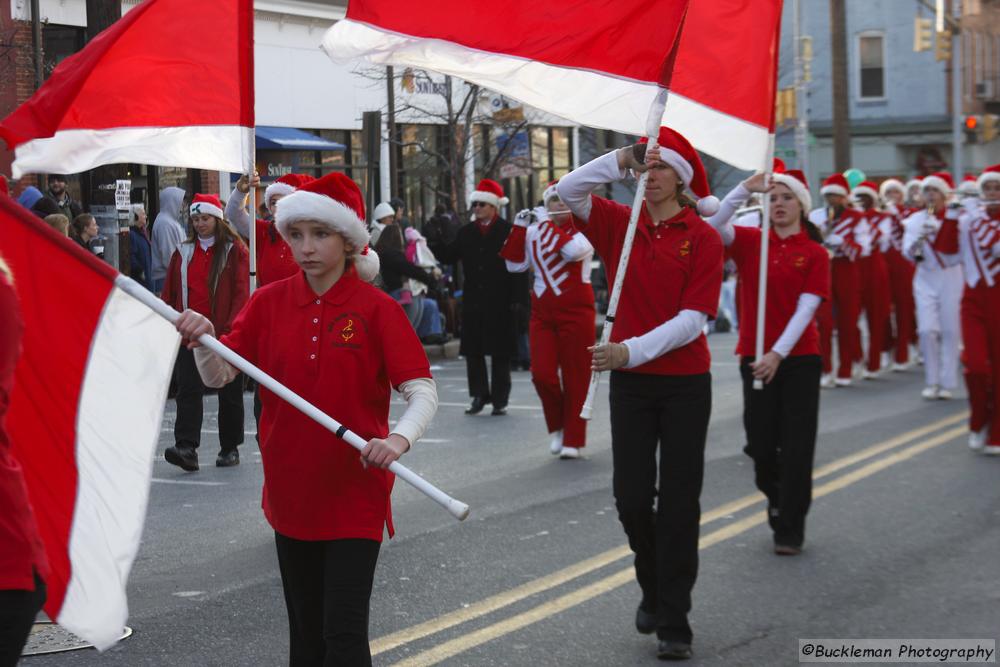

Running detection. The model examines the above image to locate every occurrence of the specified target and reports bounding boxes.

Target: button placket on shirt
[309,299,322,363]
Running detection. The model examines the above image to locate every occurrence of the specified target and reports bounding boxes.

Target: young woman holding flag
[173,172,438,666]
[558,127,723,661]
[709,169,830,555]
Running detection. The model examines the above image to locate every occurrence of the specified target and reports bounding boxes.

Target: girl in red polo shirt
[161,194,249,471]
[174,172,438,666]
[0,255,50,664]
[710,169,831,555]
[558,127,723,661]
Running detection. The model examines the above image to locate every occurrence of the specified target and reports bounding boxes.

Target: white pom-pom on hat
[696,195,720,216]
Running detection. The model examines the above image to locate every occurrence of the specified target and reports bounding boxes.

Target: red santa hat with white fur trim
[977,164,1000,191]
[542,180,560,208]
[275,172,380,282]
[921,171,954,195]
[469,179,509,209]
[265,173,314,213]
[640,127,720,216]
[879,178,905,198]
[190,193,225,219]
[851,180,880,204]
[820,174,850,198]
[771,167,812,212]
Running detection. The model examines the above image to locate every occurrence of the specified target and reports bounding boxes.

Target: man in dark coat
[437,179,522,415]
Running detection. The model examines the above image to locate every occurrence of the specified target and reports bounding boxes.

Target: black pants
[609,371,711,644]
[0,571,46,667]
[740,355,821,547]
[274,533,380,667]
[466,354,511,407]
[174,346,245,452]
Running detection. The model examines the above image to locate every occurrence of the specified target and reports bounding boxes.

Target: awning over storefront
[255,126,346,151]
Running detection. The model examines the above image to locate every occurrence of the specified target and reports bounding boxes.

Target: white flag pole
[115,274,470,521]
[580,88,668,420]
[246,129,258,295]
[752,136,776,391]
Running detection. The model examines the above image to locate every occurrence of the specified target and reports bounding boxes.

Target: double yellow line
[376,412,968,666]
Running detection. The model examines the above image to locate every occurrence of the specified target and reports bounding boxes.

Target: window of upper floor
[857,31,887,101]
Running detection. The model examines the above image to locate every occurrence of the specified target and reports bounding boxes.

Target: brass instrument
[912,204,934,263]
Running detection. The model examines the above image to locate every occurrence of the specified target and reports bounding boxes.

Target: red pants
[961,282,1000,446]
[817,298,835,375]
[858,254,891,372]
[885,249,917,364]
[529,303,595,448]
[831,258,861,379]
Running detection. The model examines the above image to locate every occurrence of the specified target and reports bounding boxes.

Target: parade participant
[161,194,249,470]
[369,201,395,246]
[905,177,924,209]
[851,181,892,377]
[225,172,313,287]
[808,174,863,386]
[879,179,917,370]
[954,165,1000,454]
[437,179,519,416]
[173,172,437,665]
[557,127,723,660]
[711,169,829,554]
[902,173,962,400]
[151,186,187,294]
[500,181,595,459]
[958,174,981,210]
[0,254,50,665]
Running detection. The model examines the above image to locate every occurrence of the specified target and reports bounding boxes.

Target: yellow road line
[390,425,966,666]
[372,413,966,657]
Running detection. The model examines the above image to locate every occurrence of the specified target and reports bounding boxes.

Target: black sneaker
[491,405,508,416]
[635,605,656,635]
[216,449,240,467]
[465,397,489,415]
[164,445,199,472]
[657,640,693,660]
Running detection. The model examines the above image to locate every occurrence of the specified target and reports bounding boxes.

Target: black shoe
[774,543,802,556]
[164,445,199,472]
[657,640,693,660]
[465,397,489,415]
[635,605,656,635]
[491,405,507,416]
[216,449,240,467]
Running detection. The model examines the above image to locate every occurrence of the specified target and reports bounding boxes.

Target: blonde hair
[45,214,70,236]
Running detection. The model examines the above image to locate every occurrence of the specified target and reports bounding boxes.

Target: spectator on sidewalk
[46,174,83,220]
[151,186,187,294]
[129,204,154,291]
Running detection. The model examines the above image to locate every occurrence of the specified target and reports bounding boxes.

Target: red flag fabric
[0,0,254,178]
[323,0,690,142]
[0,196,178,649]
[323,0,781,170]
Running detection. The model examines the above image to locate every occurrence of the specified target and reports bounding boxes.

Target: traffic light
[935,28,952,61]
[982,114,999,143]
[914,17,934,52]
[964,115,980,142]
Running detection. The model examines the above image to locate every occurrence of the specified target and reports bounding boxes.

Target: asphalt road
[24,332,999,666]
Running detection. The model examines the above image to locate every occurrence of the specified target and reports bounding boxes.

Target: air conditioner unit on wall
[975,81,996,100]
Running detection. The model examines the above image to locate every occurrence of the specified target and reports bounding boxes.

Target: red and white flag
[0,0,254,178]
[323,0,782,170]
[1,196,178,649]
[323,0,690,141]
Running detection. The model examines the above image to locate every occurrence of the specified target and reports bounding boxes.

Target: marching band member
[905,177,925,209]
[161,195,250,470]
[808,175,863,386]
[500,182,595,459]
[879,179,917,370]
[174,172,437,665]
[954,165,1000,454]
[226,172,314,287]
[902,173,963,400]
[851,181,892,378]
[710,168,830,555]
[958,174,981,210]
[558,127,723,661]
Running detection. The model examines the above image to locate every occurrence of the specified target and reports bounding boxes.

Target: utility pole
[793,0,811,178]
[29,0,43,89]
[386,66,398,198]
[829,0,851,171]
[950,0,963,181]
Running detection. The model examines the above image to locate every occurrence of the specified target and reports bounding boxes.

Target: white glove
[920,218,941,235]
[513,209,535,228]
[532,205,550,224]
[992,242,1000,259]
[825,233,844,248]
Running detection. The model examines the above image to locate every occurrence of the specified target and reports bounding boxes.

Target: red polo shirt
[728,226,830,358]
[253,219,299,286]
[0,275,50,590]
[221,269,431,541]
[187,242,214,317]
[584,196,723,375]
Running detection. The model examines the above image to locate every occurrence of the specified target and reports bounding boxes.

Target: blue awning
[255,126,346,151]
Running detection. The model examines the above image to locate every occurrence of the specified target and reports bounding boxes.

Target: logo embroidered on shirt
[679,239,691,257]
[329,312,367,349]
[341,319,355,342]
[793,255,806,268]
